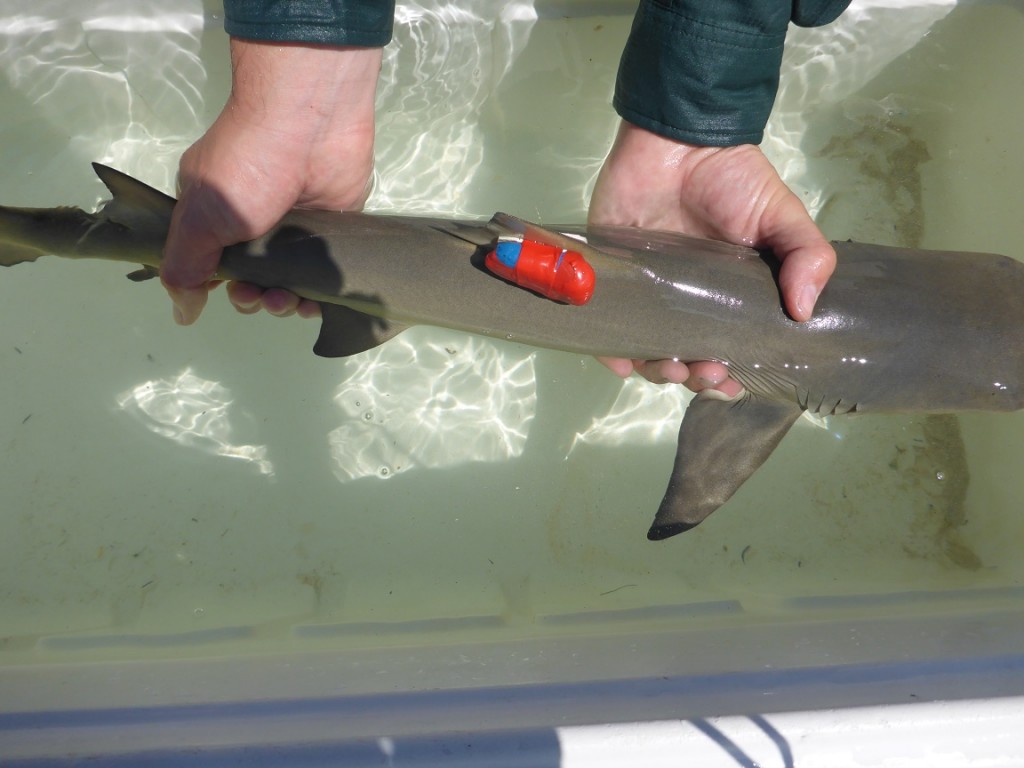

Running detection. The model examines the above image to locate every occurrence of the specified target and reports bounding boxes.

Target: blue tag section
[494,241,522,269]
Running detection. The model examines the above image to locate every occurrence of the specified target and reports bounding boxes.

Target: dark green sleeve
[223,0,396,46]
[614,0,851,146]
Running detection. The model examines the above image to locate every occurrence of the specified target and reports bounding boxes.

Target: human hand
[588,121,836,396]
[161,39,381,325]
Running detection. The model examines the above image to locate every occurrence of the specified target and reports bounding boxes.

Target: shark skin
[2,164,1023,540]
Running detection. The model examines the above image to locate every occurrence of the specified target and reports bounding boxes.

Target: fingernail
[172,302,198,326]
[798,285,819,318]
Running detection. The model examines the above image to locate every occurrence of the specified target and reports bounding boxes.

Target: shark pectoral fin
[125,265,159,282]
[0,242,44,268]
[313,302,408,358]
[648,393,803,541]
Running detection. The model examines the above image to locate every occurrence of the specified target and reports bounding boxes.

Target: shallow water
[1,0,1023,663]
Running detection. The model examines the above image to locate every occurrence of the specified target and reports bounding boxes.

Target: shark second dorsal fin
[313,302,408,358]
[648,393,803,540]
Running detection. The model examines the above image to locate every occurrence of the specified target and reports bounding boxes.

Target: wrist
[591,121,725,229]
[227,39,380,141]
[611,122,722,174]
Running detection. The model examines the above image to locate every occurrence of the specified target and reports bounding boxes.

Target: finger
[161,190,228,325]
[684,361,744,397]
[297,299,322,319]
[760,198,837,322]
[226,281,264,314]
[228,282,322,319]
[261,288,302,317]
[632,358,690,385]
[715,378,746,398]
[777,240,837,322]
[596,356,637,379]
[162,283,209,326]
[684,360,730,391]
[596,356,692,384]
[690,375,745,399]
[599,356,739,390]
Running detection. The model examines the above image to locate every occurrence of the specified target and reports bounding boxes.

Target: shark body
[2,164,1023,539]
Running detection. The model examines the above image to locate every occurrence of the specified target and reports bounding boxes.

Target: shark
[2,163,1022,539]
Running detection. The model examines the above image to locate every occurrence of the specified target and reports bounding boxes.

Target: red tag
[485,238,595,305]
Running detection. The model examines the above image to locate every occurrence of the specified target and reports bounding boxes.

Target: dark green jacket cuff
[614,0,850,146]
[223,0,396,47]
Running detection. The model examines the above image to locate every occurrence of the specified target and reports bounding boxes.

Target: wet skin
[2,165,1022,538]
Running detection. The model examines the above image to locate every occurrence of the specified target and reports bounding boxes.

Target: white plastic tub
[2,0,1024,763]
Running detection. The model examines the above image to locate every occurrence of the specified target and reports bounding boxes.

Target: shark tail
[0,205,63,267]
[0,164,175,271]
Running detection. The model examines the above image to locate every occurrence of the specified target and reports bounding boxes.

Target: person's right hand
[161,39,381,326]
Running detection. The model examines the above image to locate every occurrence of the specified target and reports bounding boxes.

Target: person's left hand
[588,120,836,396]
[161,40,380,325]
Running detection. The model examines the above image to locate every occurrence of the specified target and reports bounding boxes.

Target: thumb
[777,238,837,322]
[762,200,836,323]
[161,181,237,326]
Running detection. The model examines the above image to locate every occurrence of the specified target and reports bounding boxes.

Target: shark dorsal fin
[490,212,587,254]
[489,212,632,276]
[91,163,176,228]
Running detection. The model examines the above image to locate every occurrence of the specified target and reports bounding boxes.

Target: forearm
[614,0,851,146]
[223,0,396,46]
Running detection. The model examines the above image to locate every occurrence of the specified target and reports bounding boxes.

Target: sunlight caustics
[328,330,537,481]
[1,0,1023,661]
[571,377,688,451]
[373,1,539,215]
[0,0,206,190]
[116,367,274,477]
[764,0,956,220]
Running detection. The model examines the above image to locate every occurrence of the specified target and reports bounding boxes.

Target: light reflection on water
[329,331,537,480]
[2,0,1024,654]
[373,1,538,215]
[571,377,688,451]
[765,0,956,219]
[116,367,274,476]
[0,0,206,188]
